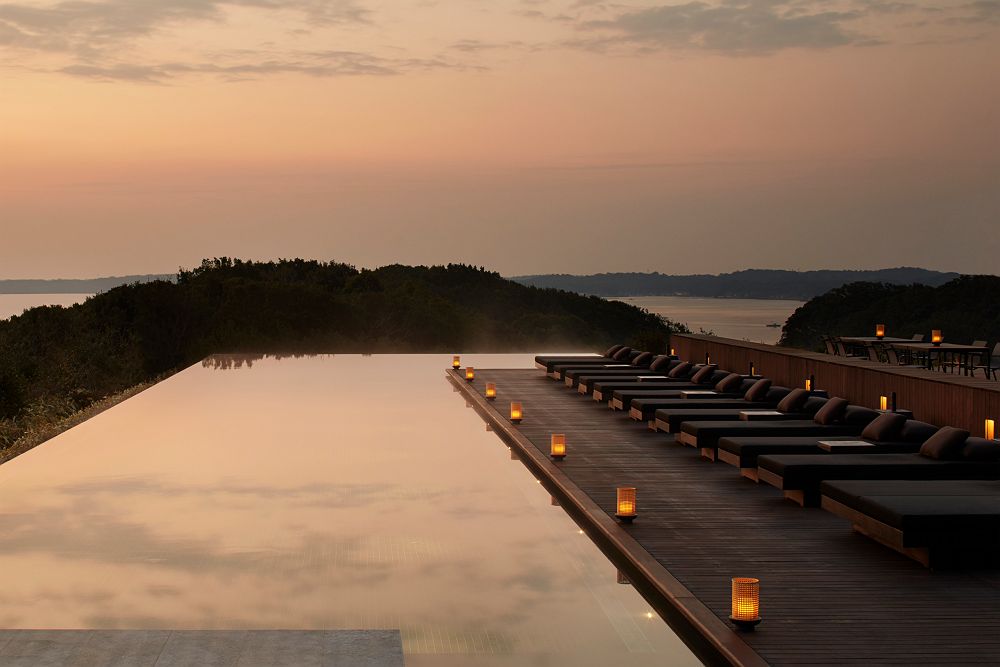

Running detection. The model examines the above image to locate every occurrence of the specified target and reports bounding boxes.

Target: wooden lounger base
[612,398,625,411]
[653,418,672,433]
[592,390,603,401]
[822,496,931,568]
[629,408,642,420]
[700,447,715,461]
[714,451,758,481]
[677,432,698,448]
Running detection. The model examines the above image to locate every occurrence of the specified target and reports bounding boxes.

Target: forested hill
[512,268,959,300]
[0,274,175,294]
[0,259,682,444]
[780,276,1000,351]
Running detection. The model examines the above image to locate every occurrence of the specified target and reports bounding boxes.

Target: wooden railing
[671,334,1000,437]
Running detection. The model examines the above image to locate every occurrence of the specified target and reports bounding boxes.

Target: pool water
[0,354,700,666]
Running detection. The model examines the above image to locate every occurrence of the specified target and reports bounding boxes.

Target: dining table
[888,342,990,376]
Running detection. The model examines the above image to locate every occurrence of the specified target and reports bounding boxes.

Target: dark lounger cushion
[919,426,970,460]
[901,420,939,444]
[612,347,633,361]
[604,344,624,357]
[861,412,907,443]
[668,362,692,378]
[843,406,880,426]
[776,388,810,413]
[715,373,743,393]
[691,364,718,384]
[744,379,772,402]
[631,351,654,367]
[649,355,674,371]
[813,397,848,425]
[963,437,1000,461]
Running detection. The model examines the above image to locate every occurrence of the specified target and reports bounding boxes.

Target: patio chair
[971,342,1000,380]
[822,335,838,355]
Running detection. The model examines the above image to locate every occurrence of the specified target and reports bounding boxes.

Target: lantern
[510,402,523,424]
[931,330,943,346]
[465,367,475,382]
[987,419,996,441]
[880,395,888,411]
[550,434,567,460]
[452,355,461,369]
[670,347,676,356]
[485,382,497,401]
[730,578,761,630]
[875,323,886,339]
[616,570,631,585]
[705,353,711,365]
[749,362,756,377]
[615,487,637,523]
[805,374,815,392]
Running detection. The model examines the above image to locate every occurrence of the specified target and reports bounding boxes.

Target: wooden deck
[672,334,1000,436]
[450,367,1000,667]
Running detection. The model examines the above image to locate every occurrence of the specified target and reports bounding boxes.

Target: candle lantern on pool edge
[805,374,815,392]
[931,330,943,346]
[550,434,567,461]
[875,323,886,339]
[987,419,997,441]
[510,402,523,424]
[615,487,637,523]
[465,367,475,382]
[452,355,461,369]
[485,382,497,401]
[730,577,761,630]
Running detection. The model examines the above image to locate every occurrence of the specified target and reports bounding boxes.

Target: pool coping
[448,370,769,667]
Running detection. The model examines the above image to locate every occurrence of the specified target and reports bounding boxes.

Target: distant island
[0,274,175,294]
[0,259,683,457]
[511,268,959,301]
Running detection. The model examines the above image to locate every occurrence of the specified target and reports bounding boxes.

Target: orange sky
[1,0,998,277]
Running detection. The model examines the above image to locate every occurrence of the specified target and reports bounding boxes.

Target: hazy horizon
[3,0,998,277]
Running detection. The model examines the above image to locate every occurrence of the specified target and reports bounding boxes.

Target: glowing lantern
[615,487,637,523]
[730,578,761,630]
[670,347,676,356]
[805,375,815,392]
[452,355,461,369]
[485,382,497,401]
[705,353,712,365]
[550,434,567,461]
[987,419,996,441]
[749,362,756,377]
[931,330,943,346]
[510,402,523,424]
[465,367,475,382]
[880,395,888,411]
[875,323,886,339]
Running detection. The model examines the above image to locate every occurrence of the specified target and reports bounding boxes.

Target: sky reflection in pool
[0,354,700,666]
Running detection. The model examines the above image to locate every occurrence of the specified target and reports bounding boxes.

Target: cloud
[568,1,878,55]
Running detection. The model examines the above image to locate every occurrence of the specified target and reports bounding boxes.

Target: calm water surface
[0,354,699,666]
[613,296,804,344]
[0,293,91,320]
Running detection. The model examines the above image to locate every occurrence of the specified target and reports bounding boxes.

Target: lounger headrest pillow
[801,396,828,415]
[764,386,791,403]
[919,426,970,460]
[691,364,718,384]
[649,355,673,371]
[776,388,810,413]
[604,344,625,358]
[962,437,1000,461]
[813,397,848,425]
[744,379,772,402]
[668,361,693,378]
[843,406,880,426]
[612,346,633,361]
[630,351,654,367]
[900,420,939,444]
[714,373,743,393]
[861,412,907,443]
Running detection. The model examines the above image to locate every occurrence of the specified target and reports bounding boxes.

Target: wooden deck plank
[452,368,1000,667]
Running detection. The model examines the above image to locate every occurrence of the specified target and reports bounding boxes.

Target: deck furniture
[569,359,704,392]
[971,343,1000,380]
[592,369,733,402]
[890,342,989,376]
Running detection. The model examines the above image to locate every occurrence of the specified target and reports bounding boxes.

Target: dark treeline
[779,276,1000,350]
[513,268,959,300]
[0,259,682,442]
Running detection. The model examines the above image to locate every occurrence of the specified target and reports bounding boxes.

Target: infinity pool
[0,354,699,666]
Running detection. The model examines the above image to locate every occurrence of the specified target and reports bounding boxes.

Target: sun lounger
[591,369,731,401]
[651,385,810,434]
[757,427,1000,507]
[717,419,939,480]
[821,478,1000,567]
[606,375,754,408]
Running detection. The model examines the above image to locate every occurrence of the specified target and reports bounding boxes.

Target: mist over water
[613,296,804,345]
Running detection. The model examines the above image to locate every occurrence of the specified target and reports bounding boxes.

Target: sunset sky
[2,0,998,278]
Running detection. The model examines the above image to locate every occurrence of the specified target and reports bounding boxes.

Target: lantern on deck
[670,347,676,356]
[875,324,886,339]
[550,434,567,460]
[485,382,497,401]
[510,402,523,424]
[805,375,816,392]
[749,362,756,377]
[615,487,637,523]
[931,330,943,346]
[880,395,888,411]
[730,577,761,630]
[465,367,475,382]
[987,419,996,441]
[452,355,461,369]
